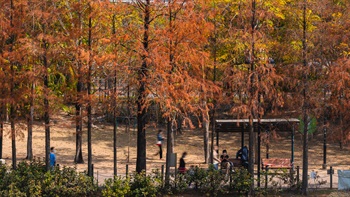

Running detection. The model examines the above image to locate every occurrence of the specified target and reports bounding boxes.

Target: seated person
[178,152,187,174]
[220,150,233,170]
[220,150,229,162]
[236,146,249,169]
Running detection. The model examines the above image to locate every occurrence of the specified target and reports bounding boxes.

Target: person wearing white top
[213,146,220,170]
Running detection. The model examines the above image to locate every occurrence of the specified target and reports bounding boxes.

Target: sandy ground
[1,112,350,188]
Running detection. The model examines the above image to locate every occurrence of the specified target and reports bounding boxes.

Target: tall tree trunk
[9,0,16,171]
[113,90,117,176]
[75,100,84,163]
[136,97,147,173]
[0,105,3,159]
[43,47,51,171]
[10,65,16,169]
[165,118,174,186]
[0,121,2,160]
[339,112,344,149]
[75,0,84,164]
[210,12,217,165]
[112,10,118,177]
[301,0,309,195]
[126,85,131,163]
[248,0,257,193]
[203,107,210,164]
[248,120,254,176]
[5,104,9,122]
[136,0,150,173]
[26,83,34,160]
[254,132,258,164]
[87,83,92,176]
[11,104,16,170]
[75,74,84,164]
[87,13,92,177]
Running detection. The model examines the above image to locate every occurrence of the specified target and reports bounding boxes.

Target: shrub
[0,183,27,197]
[229,168,253,194]
[162,172,189,195]
[42,166,98,196]
[129,171,161,197]
[189,166,207,190]
[173,173,190,194]
[0,161,98,197]
[199,165,225,196]
[0,161,46,195]
[102,176,131,197]
[0,164,8,190]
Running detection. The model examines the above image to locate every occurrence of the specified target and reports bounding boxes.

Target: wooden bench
[229,158,243,168]
[221,158,242,171]
[261,158,292,170]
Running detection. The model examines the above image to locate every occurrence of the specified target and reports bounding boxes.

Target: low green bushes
[102,171,161,197]
[101,166,255,197]
[0,162,98,197]
[102,176,130,197]
[228,167,254,195]
[0,162,300,197]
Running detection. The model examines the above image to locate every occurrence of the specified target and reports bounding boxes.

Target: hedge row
[0,162,299,197]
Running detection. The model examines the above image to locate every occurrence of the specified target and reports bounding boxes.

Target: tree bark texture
[136,0,150,173]
[75,78,84,164]
[165,119,174,186]
[301,0,309,194]
[0,105,3,159]
[26,86,34,160]
[203,110,210,164]
[43,52,51,171]
[112,12,118,178]
[87,13,92,177]
[248,121,254,176]
[113,77,117,176]
[136,100,146,173]
[0,122,2,159]
[248,0,256,194]
[10,104,16,170]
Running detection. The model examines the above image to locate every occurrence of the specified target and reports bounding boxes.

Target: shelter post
[211,120,215,164]
[216,129,219,147]
[322,125,327,169]
[266,129,269,159]
[257,122,261,188]
[291,124,295,170]
[241,124,244,149]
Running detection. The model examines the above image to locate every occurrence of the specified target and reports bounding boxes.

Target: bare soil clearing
[2,112,350,188]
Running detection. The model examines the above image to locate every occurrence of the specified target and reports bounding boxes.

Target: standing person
[155,130,164,159]
[50,147,56,169]
[213,146,220,170]
[178,152,187,174]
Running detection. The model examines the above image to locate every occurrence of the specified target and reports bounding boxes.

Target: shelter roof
[215,118,299,133]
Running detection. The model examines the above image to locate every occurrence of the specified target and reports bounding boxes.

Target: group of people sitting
[178,146,249,174]
[219,146,248,174]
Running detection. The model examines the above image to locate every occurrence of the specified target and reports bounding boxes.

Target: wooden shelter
[214,118,300,186]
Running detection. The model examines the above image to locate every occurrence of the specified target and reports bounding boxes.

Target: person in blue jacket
[236,146,248,169]
[50,147,56,169]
